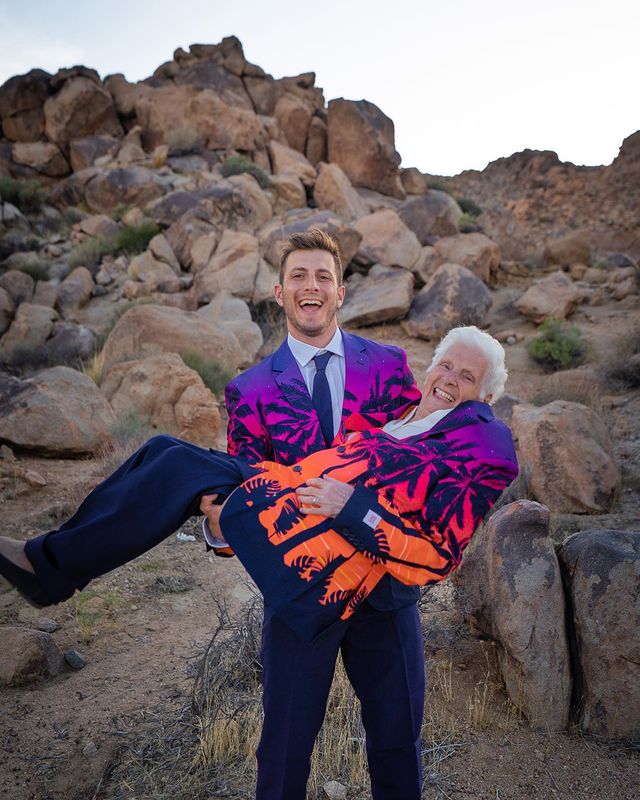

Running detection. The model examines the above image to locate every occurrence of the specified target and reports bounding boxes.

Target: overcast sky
[1,0,637,175]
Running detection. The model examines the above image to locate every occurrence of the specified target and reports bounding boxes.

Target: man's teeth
[300,300,322,307]
[434,387,455,402]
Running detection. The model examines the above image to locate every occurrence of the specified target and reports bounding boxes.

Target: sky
[0,0,637,176]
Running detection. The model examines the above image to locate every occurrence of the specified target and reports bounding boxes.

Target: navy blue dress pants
[24,435,256,602]
[257,601,424,800]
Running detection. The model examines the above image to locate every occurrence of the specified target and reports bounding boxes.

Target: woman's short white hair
[428,326,508,403]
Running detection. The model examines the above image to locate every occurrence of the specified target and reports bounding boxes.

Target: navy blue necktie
[312,351,334,447]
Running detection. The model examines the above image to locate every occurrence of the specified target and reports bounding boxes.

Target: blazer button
[337,445,346,453]
[293,465,302,472]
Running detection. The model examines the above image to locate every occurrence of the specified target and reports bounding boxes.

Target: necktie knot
[313,351,332,372]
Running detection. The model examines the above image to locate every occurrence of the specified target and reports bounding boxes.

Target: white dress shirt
[287,329,346,439]
[382,407,451,439]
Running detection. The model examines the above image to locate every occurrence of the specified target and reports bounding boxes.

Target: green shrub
[0,176,45,213]
[457,196,482,217]
[67,236,111,269]
[13,259,49,281]
[181,350,234,395]
[427,178,452,194]
[457,213,481,233]
[112,221,160,256]
[165,125,203,154]
[601,328,640,388]
[527,320,588,371]
[220,155,271,189]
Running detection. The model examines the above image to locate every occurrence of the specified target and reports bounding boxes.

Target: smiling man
[216,228,424,800]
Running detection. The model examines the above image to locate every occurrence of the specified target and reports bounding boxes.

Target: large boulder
[339,265,414,326]
[543,232,591,267]
[127,251,181,293]
[269,140,316,186]
[0,627,65,686]
[511,401,619,513]
[269,174,307,215]
[453,501,571,731]
[193,229,277,305]
[0,288,14,335]
[313,162,368,222]
[431,233,501,285]
[101,352,222,447]
[0,69,51,142]
[84,167,164,213]
[274,92,313,153]
[68,134,120,171]
[403,262,492,340]
[43,77,124,147]
[173,58,253,108]
[0,367,116,454]
[327,98,405,199]
[56,267,95,318]
[0,269,35,306]
[197,292,263,364]
[558,529,640,738]
[515,271,581,323]
[100,304,245,373]
[44,322,97,365]
[398,190,463,243]
[11,142,69,177]
[305,115,327,165]
[354,209,422,269]
[0,303,57,366]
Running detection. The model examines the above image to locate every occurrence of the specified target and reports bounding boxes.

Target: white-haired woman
[0,326,517,638]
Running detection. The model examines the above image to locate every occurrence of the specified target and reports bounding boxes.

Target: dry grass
[82,348,106,386]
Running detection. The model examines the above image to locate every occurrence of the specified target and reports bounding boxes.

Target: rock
[275,92,313,153]
[225,173,273,230]
[305,115,327,165]
[403,263,492,340]
[511,401,618,513]
[194,229,277,305]
[100,304,244,373]
[0,367,116,454]
[398,190,463,243]
[268,174,307,215]
[515,271,581,323]
[0,69,51,142]
[36,620,58,633]
[32,281,58,308]
[128,251,181,292]
[557,529,640,739]
[151,190,202,227]
[82,741,98,757]
[400,167,427,195]
[0,269,35,305]
[327,98,405,199]
[354,209,421,269]
[135,85,264,151]
[0,303,57,365]
[148,233,180,273]
[64,649,88,669]
[431,233,501,285]
[84,167,164,214]
[44,322,97,364]
[101,352,222,447]
[78,213,121,240]
[339,265,414,326]
[0,626,65,686]
[68,135,120,171]
[11,142,69,177]
[56,267,95,318]
[543,232,591,267]
[269,139,316,186]
[260,210,362,270]
[0,288,13,335]
[453,501,571,731]
[43,77,123,147]
[197,292,263,364]
[313,162,368,222]
[611,276,637,301]
[411,246,437,284]
[323,780,348,800]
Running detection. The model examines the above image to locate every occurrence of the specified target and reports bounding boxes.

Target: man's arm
[225,381,273,462]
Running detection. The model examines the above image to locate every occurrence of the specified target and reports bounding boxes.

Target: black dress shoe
[0,552,52,607]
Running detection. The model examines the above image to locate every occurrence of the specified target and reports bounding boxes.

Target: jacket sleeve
[225,381,274,463]
[331,455,518,587]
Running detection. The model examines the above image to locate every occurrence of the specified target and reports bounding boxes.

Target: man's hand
[296,477,354,518]
[199,493,223,538]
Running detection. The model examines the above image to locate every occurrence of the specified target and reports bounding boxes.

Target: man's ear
[483,392,493,404]
[337,285,345,308]
[274,285,284,307]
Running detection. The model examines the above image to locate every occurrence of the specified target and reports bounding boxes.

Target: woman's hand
[296,477,354,518]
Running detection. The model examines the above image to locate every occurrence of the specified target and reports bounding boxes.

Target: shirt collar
[287,328,345,368]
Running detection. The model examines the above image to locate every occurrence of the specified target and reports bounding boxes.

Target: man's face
[274,249,345,345]
[421,342,490,414]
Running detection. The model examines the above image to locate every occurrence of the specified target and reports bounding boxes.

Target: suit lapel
[341,332,370,422]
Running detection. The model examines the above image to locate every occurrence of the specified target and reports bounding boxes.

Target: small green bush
[165,126,203,155]
[602,328,640,388]
[527,320,588,371]
[112,221,160,256]
[220,155,271,189]
[427,178,452,194]
[457,196,483,217]
[68,236,111,269]
[181,350,234,395]
[0,176,45,213]
[13,259,49,281]
[457,213,481,233]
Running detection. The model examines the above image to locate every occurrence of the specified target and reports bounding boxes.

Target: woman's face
[421,342,490,414]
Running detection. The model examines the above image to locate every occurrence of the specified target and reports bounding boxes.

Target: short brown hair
[278,229,343,284]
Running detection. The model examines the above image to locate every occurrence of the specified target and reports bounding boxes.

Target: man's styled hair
[278,229,343,284]
[429,326,508,403]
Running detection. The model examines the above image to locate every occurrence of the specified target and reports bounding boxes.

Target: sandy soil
[1,304,639,799]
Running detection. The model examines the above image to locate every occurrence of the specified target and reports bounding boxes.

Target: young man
[212,229,425,800]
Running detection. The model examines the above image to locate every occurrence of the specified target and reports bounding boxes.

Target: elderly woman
[0,326,517,639]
